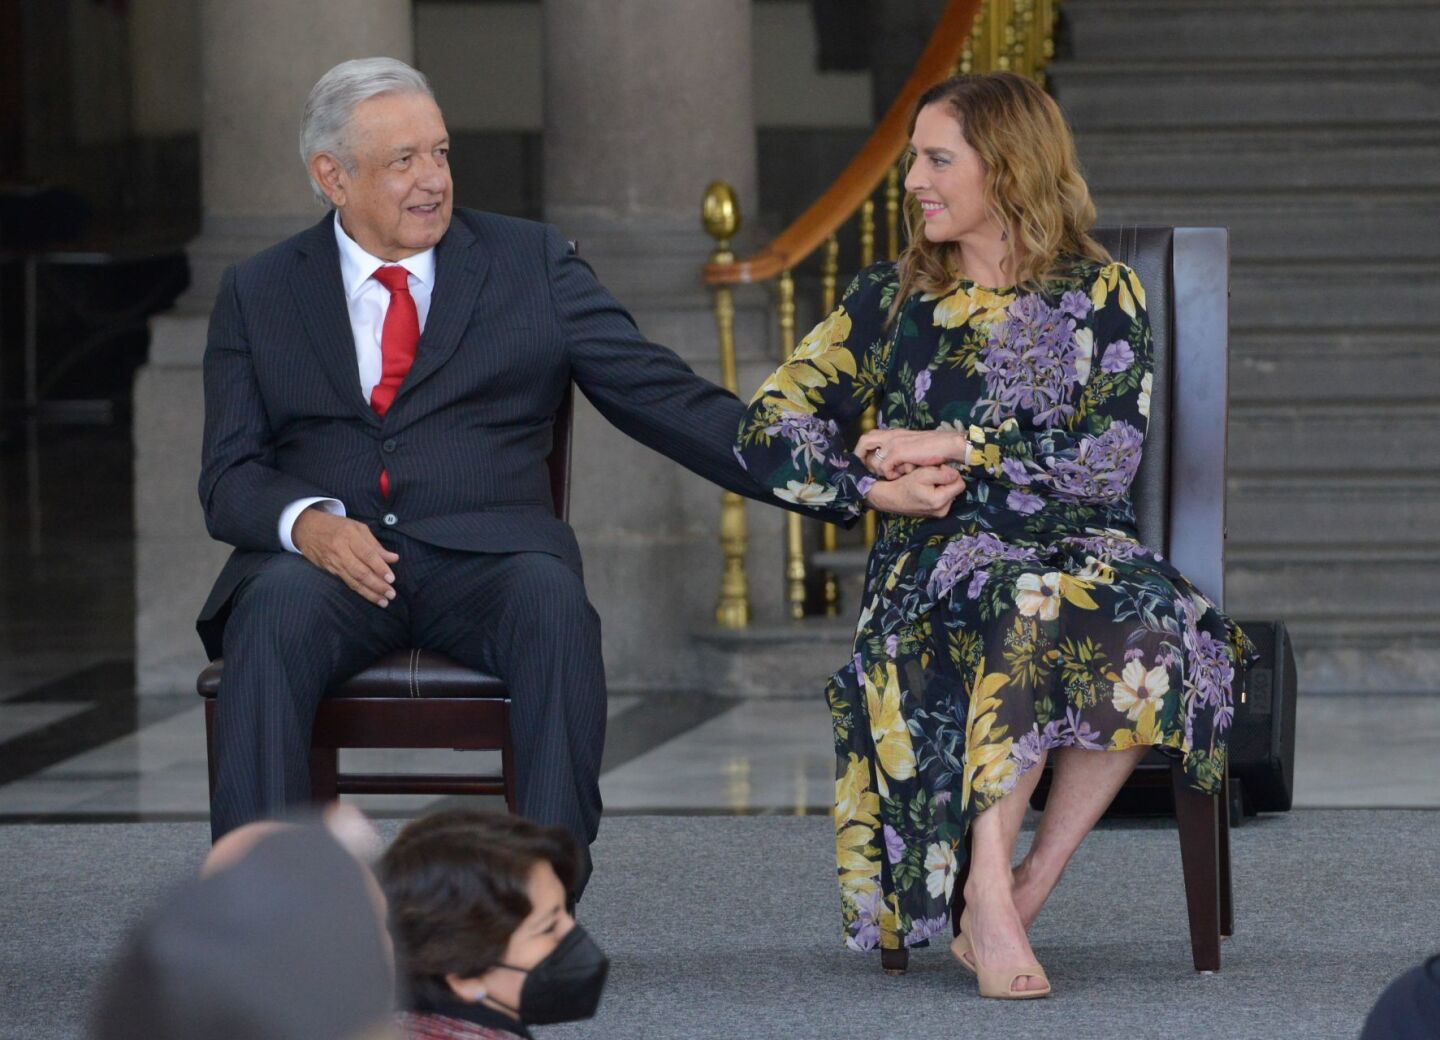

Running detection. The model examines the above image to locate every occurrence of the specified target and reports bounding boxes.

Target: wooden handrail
[704,0,986,285]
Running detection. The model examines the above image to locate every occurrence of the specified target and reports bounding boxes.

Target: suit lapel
[395,215,490,405]
[291,212,381,427]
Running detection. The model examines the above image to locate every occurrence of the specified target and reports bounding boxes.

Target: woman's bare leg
[962,749,1050,992]
[1011,745,1149,928]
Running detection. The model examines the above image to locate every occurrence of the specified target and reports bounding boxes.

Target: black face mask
[490,925,610,1026]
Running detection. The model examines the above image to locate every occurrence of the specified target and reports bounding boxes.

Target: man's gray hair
[300,57,434,207]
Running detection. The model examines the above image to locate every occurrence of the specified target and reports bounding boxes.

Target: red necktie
[370,265,419,497]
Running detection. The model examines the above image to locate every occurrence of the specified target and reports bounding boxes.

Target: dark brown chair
[1043,226,1236,972]
[197,383,574,813]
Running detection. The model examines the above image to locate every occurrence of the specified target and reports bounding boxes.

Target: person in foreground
[197,57,768,896]
[379,809,609,1039]
[736,71,1252,998]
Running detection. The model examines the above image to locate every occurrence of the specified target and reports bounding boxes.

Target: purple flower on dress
[904,914,952,947]
[1011,726,1047,772]
[883,824,905,865]
[975,294,1085,429]
[1045,421,1145,503]
[856,475,877,498]
[885,634,900,659]
[927,533,1040,598]
[1001,458,1032,486]
[966,569,990,600]
[1064,707,1106,750]
[1059,290,1092,321]
[733,444,749,471]
[1007,490,1045,515]
[1063,531,1147,562]
[1124,647,1144,662]
[1100,340,1134,374]
[765,412,840,470]
[846,888,884,951]
[914,369,932,404]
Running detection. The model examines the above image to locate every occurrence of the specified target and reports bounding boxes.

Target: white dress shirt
[277,215,436,552]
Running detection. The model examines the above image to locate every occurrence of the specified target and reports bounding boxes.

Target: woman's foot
[953,879,1049,996]
[1010,854,1060,932]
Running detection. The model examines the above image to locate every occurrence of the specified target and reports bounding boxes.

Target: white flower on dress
[774,480,838,508]
[1138,372,1153,419]
[1014,572,1063,621]
[1111,659,1170,721]
[924,841,958,900]
[1074,327,1094,386]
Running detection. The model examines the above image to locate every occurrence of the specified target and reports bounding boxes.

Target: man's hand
[857,428,969,480]
[863,465,966,519]
[292,508,399,607]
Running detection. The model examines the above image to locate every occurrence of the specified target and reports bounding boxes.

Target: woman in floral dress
[736,72,1251,998]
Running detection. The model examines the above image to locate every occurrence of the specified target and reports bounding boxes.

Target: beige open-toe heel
[952,907,1051,999]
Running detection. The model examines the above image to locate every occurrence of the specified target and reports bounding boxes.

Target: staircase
[1050,0,1440,694]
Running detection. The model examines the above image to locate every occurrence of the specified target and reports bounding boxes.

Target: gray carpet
[2,811,1437,1040]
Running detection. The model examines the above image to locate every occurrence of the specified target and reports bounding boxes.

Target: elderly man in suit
[197,57,764,894]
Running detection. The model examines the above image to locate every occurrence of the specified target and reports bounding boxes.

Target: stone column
[134,1,412,694]
[542,0,787,691]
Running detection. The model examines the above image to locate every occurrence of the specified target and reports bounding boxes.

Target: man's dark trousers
[211,534,605,881]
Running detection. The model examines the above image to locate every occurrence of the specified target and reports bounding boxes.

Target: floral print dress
[736,256,1252,956]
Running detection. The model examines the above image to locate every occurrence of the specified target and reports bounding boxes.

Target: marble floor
[2,428,1438,824]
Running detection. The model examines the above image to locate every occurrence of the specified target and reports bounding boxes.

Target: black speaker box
[1029,618,1297,819]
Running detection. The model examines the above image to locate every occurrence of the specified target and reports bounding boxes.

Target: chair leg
[1218,768,1235,938]
[881,947,909,976]
[309,746,339,804]
[1171,760,1221,972]
[204,701,218,804]
[501,722,518,814]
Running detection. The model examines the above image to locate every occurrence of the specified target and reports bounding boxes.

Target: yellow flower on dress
[864,662,917,796]
[1090,263,1146,319]
[930,284,1016,329]
[836,822,880,896]
[1111,659,1170,721]
[774,480,838,508]
[961,659,1013,811]
[1138,371,1153,419]
[1074,327,1094,385]
[924,841,959,900]
[752,307,858,413]
[1075,555,1117,585]
[835,752,880,829]
[1013,572,1100,620]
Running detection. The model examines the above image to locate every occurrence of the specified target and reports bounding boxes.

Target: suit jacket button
[383,513,398,526]
[382,438,397,453]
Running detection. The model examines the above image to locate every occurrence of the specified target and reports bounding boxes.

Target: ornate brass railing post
[818,234,841,616]
[858,199,879,546]
[776,268,808,620]
[885,167,902,261]
[702,181,752,629]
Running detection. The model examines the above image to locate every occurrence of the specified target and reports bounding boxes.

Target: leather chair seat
[196,649,507,700]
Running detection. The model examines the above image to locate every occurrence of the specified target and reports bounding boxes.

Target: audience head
[898,70,1108,301]
[92,822,396,1040]
[379,809,609,1027]
[301,57,452,261]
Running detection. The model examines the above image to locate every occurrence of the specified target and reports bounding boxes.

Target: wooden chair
[1039,226,1236,972]
[197,383,574,813]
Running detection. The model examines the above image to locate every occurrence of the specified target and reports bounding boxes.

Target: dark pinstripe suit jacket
[196,208,764,658]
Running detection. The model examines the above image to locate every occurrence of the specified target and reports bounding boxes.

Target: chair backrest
[547,381,574,522]
[1091,226,1230,608]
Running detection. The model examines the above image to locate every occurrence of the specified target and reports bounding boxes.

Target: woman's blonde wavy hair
[891,71,1109,319]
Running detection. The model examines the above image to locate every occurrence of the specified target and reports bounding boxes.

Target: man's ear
[310,153,348,208]
[444,974,487,1003]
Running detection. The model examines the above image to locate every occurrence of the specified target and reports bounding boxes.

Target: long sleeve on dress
[736,262,897,523]
[963,262,1154,507]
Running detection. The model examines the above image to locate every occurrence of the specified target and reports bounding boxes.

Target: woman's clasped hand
[857,428,972,518]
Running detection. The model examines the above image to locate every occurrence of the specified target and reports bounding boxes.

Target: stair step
[692,620,854,699]
[1064,2,1440,62]
[1229,404,1440,475]
[1231,331,1440,404]
[1094,196,1440,263]
[811,547,869,575]
[1227,554,1440,619]
[1228,481,1440,549]
[1225,261,1440,330]
[1049,60,1439,130]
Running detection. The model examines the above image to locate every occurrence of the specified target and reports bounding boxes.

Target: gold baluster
[777,268,807,620]
[702,181,751,629]
[818,234,841,616]
[885,166,901,261]
[1011,0,1032,78]
[859,200,879,546]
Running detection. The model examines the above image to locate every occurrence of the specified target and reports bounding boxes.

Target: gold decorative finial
[702,180,741,260]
